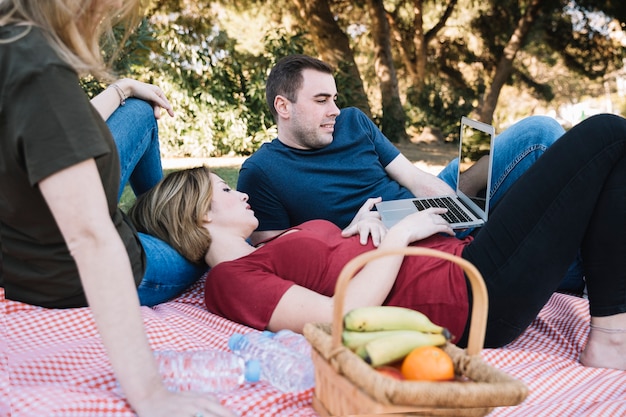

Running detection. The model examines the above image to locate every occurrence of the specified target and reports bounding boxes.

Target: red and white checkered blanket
[1,279,625,416]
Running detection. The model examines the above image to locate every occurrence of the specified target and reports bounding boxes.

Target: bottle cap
[244,359,261,382]
[227,333,244,351]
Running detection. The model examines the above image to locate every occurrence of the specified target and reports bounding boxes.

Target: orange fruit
[400,345,455,381]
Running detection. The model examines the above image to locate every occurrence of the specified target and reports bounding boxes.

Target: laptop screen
[374,116,495,229]
[456,117,495,214]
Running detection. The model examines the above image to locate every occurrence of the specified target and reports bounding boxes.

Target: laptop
[375,116,495,229]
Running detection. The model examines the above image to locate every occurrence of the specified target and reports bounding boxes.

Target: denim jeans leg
[106,99,206,305]
[437,115,563,235]
[437,115,565,207]
[485,115,565,208]
[136,233,209,307]
[106,98,164,200]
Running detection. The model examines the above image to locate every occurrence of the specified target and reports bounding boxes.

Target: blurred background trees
[86,0,626,156]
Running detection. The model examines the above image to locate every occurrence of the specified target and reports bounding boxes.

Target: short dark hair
[265,54,334,120]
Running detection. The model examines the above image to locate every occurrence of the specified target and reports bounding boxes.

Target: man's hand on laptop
[341,197,387,247]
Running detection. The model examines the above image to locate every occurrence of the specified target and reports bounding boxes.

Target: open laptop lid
[373,116,495,229]
[455,116,496,222]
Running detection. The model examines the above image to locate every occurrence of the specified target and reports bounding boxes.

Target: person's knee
[532,115,565,135]
[517,115,565,147]
[589,113,626,133]
[124,98,158,129]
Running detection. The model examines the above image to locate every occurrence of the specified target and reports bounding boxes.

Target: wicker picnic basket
[303,247,529,416]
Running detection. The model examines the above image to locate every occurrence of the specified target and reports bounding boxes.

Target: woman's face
[206,174,258,234]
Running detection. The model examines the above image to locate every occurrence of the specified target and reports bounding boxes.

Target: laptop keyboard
[412,197,474,224]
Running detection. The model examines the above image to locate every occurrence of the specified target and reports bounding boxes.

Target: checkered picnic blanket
[485,294,626,416]
[1,278,625,416]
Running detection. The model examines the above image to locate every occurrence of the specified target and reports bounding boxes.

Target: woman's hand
[339,207,454,312]
[390,207,455,243]
[341,197,387,246]
[91,78,174,121]
[113,78,174,119]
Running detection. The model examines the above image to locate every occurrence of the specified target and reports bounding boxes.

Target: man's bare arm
[385,154,454,197]
[458,155,489,197]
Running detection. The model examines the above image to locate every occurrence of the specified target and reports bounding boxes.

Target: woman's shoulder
[1,25,70,74]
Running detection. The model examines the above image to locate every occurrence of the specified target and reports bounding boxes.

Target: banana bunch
[342,306,451,367]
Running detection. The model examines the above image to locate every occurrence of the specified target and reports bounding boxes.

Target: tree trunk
[386,0,458,89]
[478,0,543,124]
[366,0,409,142]
[386,11,417,81]
[411,0,426,91]
[291,0,371,117]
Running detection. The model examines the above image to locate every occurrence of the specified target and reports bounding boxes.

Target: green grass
[212,166,240,188]
[119,166,241,213]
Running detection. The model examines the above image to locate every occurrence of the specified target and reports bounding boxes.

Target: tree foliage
[92,0,626,156]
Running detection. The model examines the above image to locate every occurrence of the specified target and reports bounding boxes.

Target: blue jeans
[437,115,584,294]
[106,98,207,306]
[437,116,564,213]
[462,114,626,347]
[106,98,164,200]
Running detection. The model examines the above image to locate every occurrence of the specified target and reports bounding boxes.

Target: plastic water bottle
[263,329,312,357]
[155,350,261,393]
[228,332,315,392]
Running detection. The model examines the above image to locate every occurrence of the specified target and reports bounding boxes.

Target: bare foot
[579,327,626,371]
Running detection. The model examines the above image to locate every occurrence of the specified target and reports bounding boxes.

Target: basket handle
[331,247,488,356]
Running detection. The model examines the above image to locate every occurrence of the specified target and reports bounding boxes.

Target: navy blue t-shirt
[237,107,415,230]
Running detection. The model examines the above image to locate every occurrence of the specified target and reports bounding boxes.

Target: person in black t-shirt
[0,1,234,417]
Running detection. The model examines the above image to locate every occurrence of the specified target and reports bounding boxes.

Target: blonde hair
[128,166,214,264]
[0,0,141,80]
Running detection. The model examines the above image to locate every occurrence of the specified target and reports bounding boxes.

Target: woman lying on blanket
[0,1,232,417]
[129,113,626,372]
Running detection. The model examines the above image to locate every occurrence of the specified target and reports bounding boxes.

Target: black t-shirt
[0,25,146,308]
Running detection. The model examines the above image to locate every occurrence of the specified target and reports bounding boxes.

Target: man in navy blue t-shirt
[238,54,584,296]
[238,55,565,248]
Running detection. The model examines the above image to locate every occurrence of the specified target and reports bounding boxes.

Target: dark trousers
[462,114,626,347]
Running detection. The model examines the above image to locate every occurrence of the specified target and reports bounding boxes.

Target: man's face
[279,69,340,150]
